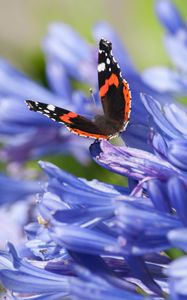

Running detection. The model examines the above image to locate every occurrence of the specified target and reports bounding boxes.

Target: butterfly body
[26,38,131,140]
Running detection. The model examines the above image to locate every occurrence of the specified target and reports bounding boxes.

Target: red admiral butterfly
[26,39,131,140]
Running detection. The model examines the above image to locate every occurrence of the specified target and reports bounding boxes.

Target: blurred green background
[0,0,186,185]
[0,0,185,71]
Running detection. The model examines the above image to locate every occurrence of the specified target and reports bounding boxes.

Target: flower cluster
[0,0,187,300]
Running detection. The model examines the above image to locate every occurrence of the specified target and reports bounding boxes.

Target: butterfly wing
[98,39,131,128]
[25,100,109,139]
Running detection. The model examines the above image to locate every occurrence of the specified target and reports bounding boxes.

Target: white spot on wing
[47,104,55,111]
[106,58,110,64]
[97,63,106,72]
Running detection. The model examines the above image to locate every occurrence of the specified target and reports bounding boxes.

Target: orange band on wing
[69,128,109,139]
[60,112,78,124]
[123,80,131,121]
[99,74,119,98]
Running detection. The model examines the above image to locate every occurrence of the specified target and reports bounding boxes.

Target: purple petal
[167,177,187,226]
[70,266,142,300]
[147,179,171,213]
[0,244,69,295]
[169,255,187,278]
[50,224,121,256]
[141,93,182,139]
[168,255,187,297]
[90,140,180,181]
[39,161,128,207]
[45,58,72,99]
[53,206,114,225]
[155,0,185,34]
[168,139,187,171]
[164,34,187,72]
[164,103,187,137]
[0,59,62,102]
[125,256,163,296]
[0,173,40,204]
[0,270,68,294]
[151,132,169,159]
[168,228,187,251]
[115,202,181,255]
[43,23,96,85]
[121,124,153,153]
[142,66,187,93]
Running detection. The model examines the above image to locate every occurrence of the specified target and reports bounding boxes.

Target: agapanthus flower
[0,60,91,164]
[42,21,177,153]
[0,173,41,248]
[167,255,187,300]
[0,242,70,299]
[4,161,176,297]
[1,1,187,300]
[142,0,187,95]
[0,14,186,165]
[1,157,182,298]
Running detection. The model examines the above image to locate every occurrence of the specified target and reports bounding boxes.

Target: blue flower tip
[89,140,102,159]
[38,160,54,170]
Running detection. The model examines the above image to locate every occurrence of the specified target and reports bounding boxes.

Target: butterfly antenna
[89,88,96,107]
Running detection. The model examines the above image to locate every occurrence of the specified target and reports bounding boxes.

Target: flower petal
[167,177,187,226]
[43,23,96,85]
[0,59,61,102]
[164,34,187,72]
[45,58,72,99]
[168,139,187,171]
[168,228,187,251]
[147,179,171,213]
[90,140,179,181]
[141,93,182,139]
[142,66,187,93]
[155,0,185,34]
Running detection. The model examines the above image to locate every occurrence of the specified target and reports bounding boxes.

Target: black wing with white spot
[25,100,70,122]
[98,39,131,127]
[98,39,122,90]
[25,100,110,139]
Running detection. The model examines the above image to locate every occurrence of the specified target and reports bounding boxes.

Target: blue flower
[0,19,181,164]
[69,266,145,300]
[0,173,41,248]
[1,1,187,299]
[90,140,182,181]
[0,173,41,205]
[43,21,177,153]
[0,158,184,298]
[43,23,96,86]
[141,93,187,173]
[167,256,187,300]
[142,0,187,93]
[0,59,91,163]
[0,242,70,299]
[22,161,183,296]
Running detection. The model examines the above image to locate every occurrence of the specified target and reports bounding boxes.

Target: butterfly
[26,39,131,140]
